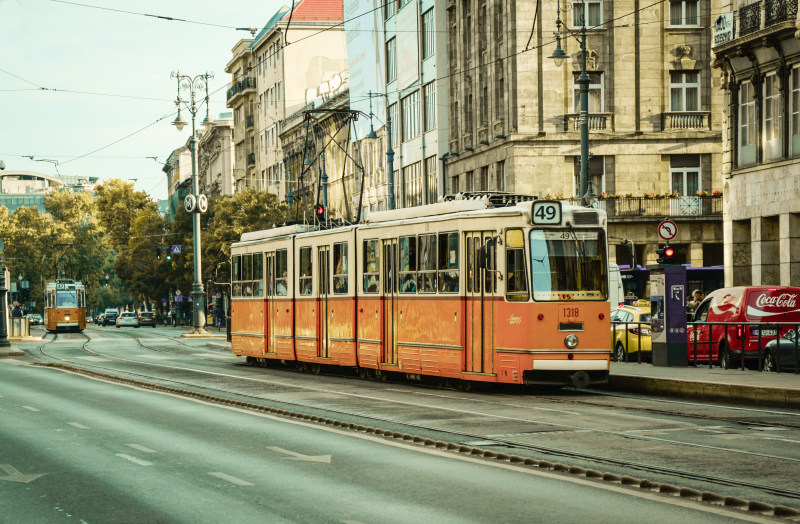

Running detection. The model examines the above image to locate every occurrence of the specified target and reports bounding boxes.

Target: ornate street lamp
[170,70,214,335]
[551,7,592,207]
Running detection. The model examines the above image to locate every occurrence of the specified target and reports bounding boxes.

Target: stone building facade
[712,0,800,286]
[197,113,235,198]
[444,0,725,269]
[224,38,256,192]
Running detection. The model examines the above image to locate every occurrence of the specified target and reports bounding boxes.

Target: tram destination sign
[531,201,562,225]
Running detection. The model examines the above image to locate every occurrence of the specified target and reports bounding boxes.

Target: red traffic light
[663,246,675,258]
[315,204,325,217]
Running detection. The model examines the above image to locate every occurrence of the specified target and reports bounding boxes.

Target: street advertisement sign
[714,13,734,46]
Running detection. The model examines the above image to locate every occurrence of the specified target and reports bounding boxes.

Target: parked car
[611,300,652,361]
[687,286,800,368]
[138,311,156,327]
[103,308,120,326]
[116,311,139,328]
[26,313,43,325]
[96,314,105,325]
[763,329,800,372]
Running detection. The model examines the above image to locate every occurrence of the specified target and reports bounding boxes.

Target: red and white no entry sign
[658,220,678,241]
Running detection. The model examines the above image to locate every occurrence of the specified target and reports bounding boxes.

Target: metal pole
[0,257,9,347]
[578,25,591,207]
[189,87,206,333]
[285,156,293,207]
[386,97,396,210]
[321,151,328,222]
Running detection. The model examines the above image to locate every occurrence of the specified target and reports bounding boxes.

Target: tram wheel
[310,363,322,375]
[357,367,369,379]
[459,380,473,392]
[246,356,256,366]
[297,362,308,373]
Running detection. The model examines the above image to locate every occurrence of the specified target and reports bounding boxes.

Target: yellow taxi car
[610,300,652,361]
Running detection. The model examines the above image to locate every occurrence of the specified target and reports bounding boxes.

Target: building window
[401,91,420,142]
[763,73,783,161]
[385,0,396,19]
[670,71,700,111]
[423,82,436,132]
[572,0,602,28]
[792,67,800,156]
[389,103,399,148]
[670,155,700,195]
[425,155,437,204]
[422,9,435,60]
[573,72,604,112]
[739,81,757,166]
[404,162,422,207]
[386,38,397,83]
[478,166,489,191]
[573,156,605,196]
[669,0,698,26]
[495,160,505,191]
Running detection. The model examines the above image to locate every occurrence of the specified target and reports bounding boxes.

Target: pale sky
[0,0,285,201]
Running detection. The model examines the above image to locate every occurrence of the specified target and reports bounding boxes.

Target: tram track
[29,329,800,515]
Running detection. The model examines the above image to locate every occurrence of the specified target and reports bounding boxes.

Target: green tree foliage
[93,179,156,250]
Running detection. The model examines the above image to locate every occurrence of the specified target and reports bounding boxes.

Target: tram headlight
[564,334,579,349]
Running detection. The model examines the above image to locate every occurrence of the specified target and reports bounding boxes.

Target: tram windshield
[55,290,80,308]
[529,229,608,301]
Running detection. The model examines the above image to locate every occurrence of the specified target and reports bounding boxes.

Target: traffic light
[656,245,675,264]
[156,247,162,259]
[315,204,326,220]
[166,250,172,261]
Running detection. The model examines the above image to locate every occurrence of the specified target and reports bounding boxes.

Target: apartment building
[712,0,800,286]
[197,112,235,198]
[224,38,256,192]
[444,0,725,268]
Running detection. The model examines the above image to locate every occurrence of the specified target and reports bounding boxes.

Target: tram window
[253,253,264,297]
[362,240,380,293]
[299,247,312,295]
[232,255,241,297]
[56,290,78,308]
[399,236,417,293]
[275,249,288,296]
[333,243,348,294]
[506,248,529,301]
[418,234,437,293]
[242,254,253,281]
[484,238,497,294]
[438,232,459,293]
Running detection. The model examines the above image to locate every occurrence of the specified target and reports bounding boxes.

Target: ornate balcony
[662,112,711,130]
[563,113,614,132]
[739,2,761,36]
[765,0,798,26]
[571,196,722,220]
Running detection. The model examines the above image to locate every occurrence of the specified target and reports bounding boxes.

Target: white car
[116,312,140,328]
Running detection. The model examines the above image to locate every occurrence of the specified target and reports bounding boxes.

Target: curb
[605,375,800,410]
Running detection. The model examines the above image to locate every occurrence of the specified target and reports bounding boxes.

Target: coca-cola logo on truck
[754,293,797,309]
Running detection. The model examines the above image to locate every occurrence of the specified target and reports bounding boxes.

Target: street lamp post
[551,10,592,207]
[368,91,395,210]
[170,70,213,335]
[0,238,10,347]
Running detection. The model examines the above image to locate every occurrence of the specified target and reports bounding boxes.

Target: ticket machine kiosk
[648,265,687,366]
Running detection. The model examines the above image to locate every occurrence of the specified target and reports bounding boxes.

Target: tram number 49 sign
[532,201,562,225]
[658,220,678,241]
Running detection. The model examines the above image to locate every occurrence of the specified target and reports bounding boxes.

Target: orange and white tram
[229,197,611,387]
[44,278,87,332]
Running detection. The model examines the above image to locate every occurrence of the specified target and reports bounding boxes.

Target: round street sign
[658,220,678,241]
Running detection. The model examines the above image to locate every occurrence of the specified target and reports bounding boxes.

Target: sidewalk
[605,361,800,409]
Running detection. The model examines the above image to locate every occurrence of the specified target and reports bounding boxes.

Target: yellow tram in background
[44,279,87,332]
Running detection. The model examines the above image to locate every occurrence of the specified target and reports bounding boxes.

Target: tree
[0,205,54,310]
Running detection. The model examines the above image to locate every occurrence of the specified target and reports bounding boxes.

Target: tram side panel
[398,295,463,377]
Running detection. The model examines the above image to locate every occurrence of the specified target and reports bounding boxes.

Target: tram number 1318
[532,201,562,225]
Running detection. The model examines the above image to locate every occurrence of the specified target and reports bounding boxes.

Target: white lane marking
[115,454,152,466]
[266,446,332,463]
[22,406,40,412]
[74,356,112,362]
[125,444,157,453]
[68,422,89,429]
[208,472,253,486]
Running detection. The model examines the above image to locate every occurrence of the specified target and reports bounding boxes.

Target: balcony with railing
[226,76,256,104]
[245,114,254,130]
[662,112,711,130]
[569,196,723,220]
[247,153,255,166]
[563,113,614,132]
[734,0,797,39]
[765,0,797,26]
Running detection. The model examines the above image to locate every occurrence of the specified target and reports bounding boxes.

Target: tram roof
[239,223,318,243]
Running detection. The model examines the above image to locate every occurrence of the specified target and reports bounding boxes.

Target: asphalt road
[0,337,767,523]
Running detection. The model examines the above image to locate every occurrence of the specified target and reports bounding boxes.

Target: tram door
[381,239,399,365]
[265,252,277,354]
[465,231,497,374]
[317,247,331,359]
